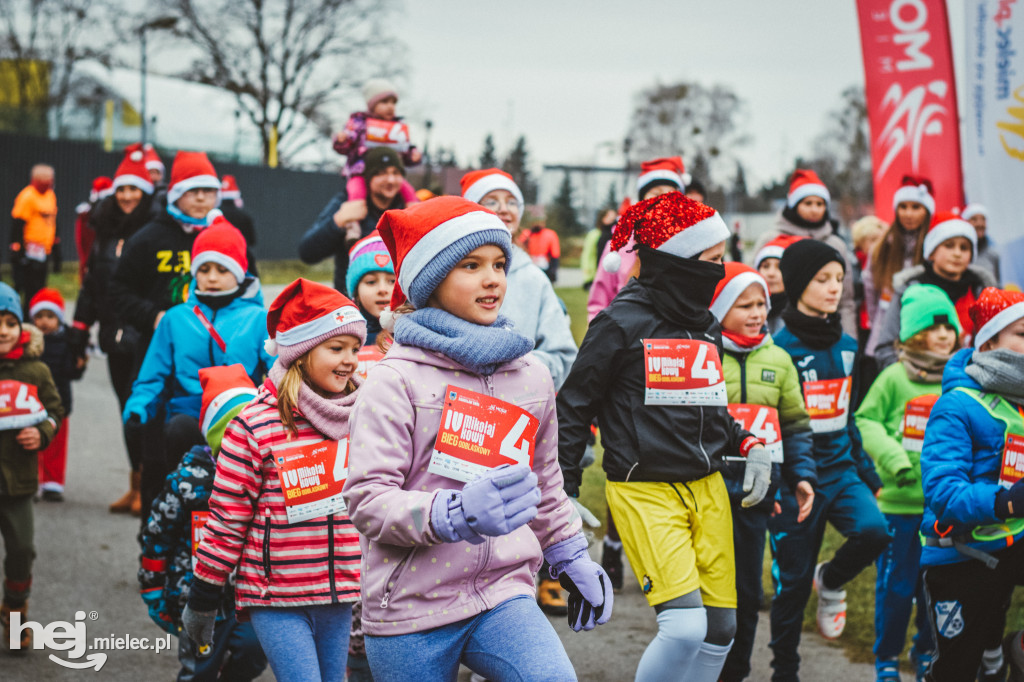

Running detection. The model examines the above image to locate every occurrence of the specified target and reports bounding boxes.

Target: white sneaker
[814,562,847,639]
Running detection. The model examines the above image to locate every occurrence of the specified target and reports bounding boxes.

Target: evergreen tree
[479,134,498,168]
[546,172,582,236]
[502,136,538,203]
[603,182,620,211]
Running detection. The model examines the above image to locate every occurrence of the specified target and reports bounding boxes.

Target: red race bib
[803,377,852,434]
[357,346,384,380]
[274,438,349,524]
[728,404,783,463]
[0,380,48,431]
[999,434,1024,490]
[191,511,210,570]
[427,385,539,483]
[642,339,727,406]
[901,394,939,453]
[362,117,411,152]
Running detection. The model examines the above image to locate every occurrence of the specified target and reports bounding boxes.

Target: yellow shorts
[605,473,736,608]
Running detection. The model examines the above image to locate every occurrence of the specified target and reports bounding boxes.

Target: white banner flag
[963,0,1024,288]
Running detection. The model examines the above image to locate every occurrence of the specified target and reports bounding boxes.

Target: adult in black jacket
[298,147,406,295]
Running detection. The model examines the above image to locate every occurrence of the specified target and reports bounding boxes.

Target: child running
[558,192,772,682]
[918,287,1024,681]
[343,196,611,682]
[139,364,267,681]
[709,263,816,682]
[0,282,64,651]
[854,284,960,681]
[184,279,365,681]
[769,239,891,682]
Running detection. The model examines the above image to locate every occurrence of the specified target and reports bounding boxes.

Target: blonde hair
[898,326,961,355]
[277,350,357,436]
[851,216,886,249]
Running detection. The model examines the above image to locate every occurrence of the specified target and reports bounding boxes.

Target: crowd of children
[3,81,1024,681]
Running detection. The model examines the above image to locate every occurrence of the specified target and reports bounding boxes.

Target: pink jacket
[342,343,580,636]
[586,236,637,322]
[194,384,361,610]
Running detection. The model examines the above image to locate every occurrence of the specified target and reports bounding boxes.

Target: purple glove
[430,464,541,544]
[544,533,613,632]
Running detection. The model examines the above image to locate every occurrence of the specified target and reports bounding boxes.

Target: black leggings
[107,350,142,471]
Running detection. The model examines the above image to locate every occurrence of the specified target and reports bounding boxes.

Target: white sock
[634,607,706,682]
[685,640,733,682]
[981,646,1004,675]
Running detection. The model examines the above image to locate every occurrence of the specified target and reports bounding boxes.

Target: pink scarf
[267,361,362,441]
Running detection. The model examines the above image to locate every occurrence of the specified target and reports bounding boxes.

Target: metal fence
[0,132,345,262]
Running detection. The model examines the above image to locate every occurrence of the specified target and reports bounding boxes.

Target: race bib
[427,385,539,483]
[25,243,47,262]
[362,117,411,152]
[0,380,48,431]
[357,346,384,380]
[901,394,939,452]
[803,376,852,434]
[999,434,1024,490]
[728,404,783,463]
[274,438,349,524]
[190,511,209,570]
[642,339,727,406]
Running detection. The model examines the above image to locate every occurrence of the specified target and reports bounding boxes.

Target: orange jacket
[12,185,57,253]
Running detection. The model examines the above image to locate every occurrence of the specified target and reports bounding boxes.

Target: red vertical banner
[857,0,964,222]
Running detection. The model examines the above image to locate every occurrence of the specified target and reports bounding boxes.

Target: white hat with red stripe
[167,151,220,206]
[710,262,771,322]
[923,211,977,261]
[460,168,524,209]
[265,279,367,365]
[892,175,935,215]
[112,144,154,195]
[971,287,1024,349]
[190,217,248,284]
[786,169,830,208]
[636,157,686,198]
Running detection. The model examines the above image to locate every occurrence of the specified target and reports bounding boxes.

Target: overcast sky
[394,0,969,193]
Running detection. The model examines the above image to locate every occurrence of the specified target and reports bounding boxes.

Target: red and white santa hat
[961,203,987,220]
[636,157,686,198]
[460,168,524,209]
[190,217,248,285]
[603,191,730,273]
[167,151,220,206]
[971,287,1024,349]
[220,175,241,201]
[28,288,65,323]
[754,234,806,269]
[143,144,165,174]
[892,175,935,215]
[112,143,154,195]
[786,169,830,208]
[923,211,977,261]
[376,196,511,329]
[710,262,771,322]
[90,176,113,203]
[265,279,366,365]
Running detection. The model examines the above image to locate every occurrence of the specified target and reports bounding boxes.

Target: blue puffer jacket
[124,278,274,423]
[920,348,1024,567]
[773,327,881,491]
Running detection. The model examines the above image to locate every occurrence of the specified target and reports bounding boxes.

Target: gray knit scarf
[966,349,1024,405]
[899,347,953,384]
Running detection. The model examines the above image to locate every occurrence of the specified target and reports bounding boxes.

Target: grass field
[553,285,1024,667]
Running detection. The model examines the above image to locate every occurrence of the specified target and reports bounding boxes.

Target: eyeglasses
[481,197,520,212]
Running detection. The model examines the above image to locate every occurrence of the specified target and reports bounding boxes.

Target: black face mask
[636,245,724,329]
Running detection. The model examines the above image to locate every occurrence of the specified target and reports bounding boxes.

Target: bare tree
[161,0,404,166]
[629,80,750,185]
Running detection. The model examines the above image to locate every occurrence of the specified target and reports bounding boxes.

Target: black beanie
[780,239,845,307]
[363,147,405,180]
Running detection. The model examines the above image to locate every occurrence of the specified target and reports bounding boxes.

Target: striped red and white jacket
[193,382,360,610]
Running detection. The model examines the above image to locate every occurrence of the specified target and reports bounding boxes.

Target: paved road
[4,282,874,680]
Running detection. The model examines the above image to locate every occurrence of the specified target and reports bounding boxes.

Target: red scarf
[0,331,31,360]
[722,329,765,349]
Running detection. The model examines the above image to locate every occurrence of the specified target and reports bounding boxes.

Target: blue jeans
[178,608,267,682]
[364,595,577,682]
[874,512,934,660]
[249,604,353,682]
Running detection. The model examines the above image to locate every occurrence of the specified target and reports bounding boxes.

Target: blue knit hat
[346,231,394,296]
[0,283,22,323]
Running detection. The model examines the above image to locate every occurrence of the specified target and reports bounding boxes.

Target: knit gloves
[742,445,772,507]
[430,464,541,544]
[996,479,1024,519]
[544,533,613,632]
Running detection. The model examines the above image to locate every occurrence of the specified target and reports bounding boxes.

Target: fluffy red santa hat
[28,288,65,323]
[710,262,771,322]
[190,217,248,285]
[892,175,935,216]
[754,234,806,270]
[167,151,220,206]
[460,168,525,210]
[265,279,366,365]
[971,287,1024,349]
[112,144,154,195]
[786,169,830,209]
[636,157,687,199]
[923,211,977,261]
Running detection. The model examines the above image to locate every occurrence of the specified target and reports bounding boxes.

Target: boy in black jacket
[558,192,771,682]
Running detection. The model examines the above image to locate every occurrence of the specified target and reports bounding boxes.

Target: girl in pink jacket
[343,196,612,682]
[183,279,366,682]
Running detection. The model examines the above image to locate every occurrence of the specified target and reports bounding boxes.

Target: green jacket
[854,361,939,514]
[581,228,601,285]
[0,325,64,497]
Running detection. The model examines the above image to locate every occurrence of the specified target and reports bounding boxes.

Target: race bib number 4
[191,511,209,570]
[0,380,48,431]
[728,404,783,463]
[999,434,1024,490]
[642,339,727,406]
[901,394,939,452]
[803,376,851,434]
[357,346,384,380]
[427,385,539,483]
[274,438,349,524]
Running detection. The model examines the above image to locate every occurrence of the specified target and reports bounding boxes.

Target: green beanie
[206,403,248,456]
[899,284,962,342]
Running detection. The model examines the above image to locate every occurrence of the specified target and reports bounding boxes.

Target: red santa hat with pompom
[112,143,154,195]
[971,287,1024,349]
[923,211,977,261]
[892,175,935,215]
[264,279,366,366]
[786,169,830,208]
[220,175,242,205]
[90,176,113,203]
[602,192,730,273]
[710,262,771,322]
[190,217,248,285]
[636,157,687,198]
[754,234,806,269]
[167,151,220,206]
[460,168,524,209]
[143,144,165,174]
